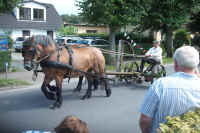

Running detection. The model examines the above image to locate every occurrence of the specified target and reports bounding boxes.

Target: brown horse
[22,35,111,109]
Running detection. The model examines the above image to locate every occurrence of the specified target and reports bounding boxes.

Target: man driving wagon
[139,40,163,73]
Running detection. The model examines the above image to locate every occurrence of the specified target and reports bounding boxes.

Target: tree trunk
[165,29,174,57]
[109,27,117,65]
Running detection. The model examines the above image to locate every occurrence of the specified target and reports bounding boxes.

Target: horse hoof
[49,102,62,109]
[49,104,56,110]
[106,89,111,97]
[81,94,91,100]
[73,88,81,93]
[93,87,98,91]
[56,102,62,108]
[81,96,86,100]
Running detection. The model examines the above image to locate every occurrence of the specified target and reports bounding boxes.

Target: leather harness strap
[65,45,73,66]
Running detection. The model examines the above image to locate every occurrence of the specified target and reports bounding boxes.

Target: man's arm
[145,48,152,56]
[150,48,162,57]
[139,114,152,133]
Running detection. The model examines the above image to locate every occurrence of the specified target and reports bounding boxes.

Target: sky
[35,0,80,15]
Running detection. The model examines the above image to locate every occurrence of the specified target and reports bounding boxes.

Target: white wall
[10,29,48,40]
[31,29,47,36]
[11,30,22,40]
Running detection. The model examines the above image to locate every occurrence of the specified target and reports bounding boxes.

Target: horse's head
[22,36,36,71]
[22,35,56,71]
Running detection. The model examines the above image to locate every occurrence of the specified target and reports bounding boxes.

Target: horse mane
[23,35,55,47]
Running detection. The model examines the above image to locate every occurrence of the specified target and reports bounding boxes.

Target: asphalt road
[0,80,151,133]
[0,52,174,133]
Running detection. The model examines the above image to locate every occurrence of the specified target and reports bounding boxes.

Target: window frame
[19,7,31,20]
[22,30,30,37]
[33,8,44,21]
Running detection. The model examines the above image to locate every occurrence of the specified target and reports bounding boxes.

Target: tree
[187,12,200,33]
[77,0,143,64]
[0,0,21,13]
[57,25,78,36]
[138,0,200,57]
[61,14,85,24]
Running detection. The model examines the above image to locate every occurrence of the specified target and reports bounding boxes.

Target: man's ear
[174,60,178,72]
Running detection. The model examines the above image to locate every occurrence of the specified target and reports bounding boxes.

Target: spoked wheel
[155,64,166,77]
[144,64,166,83]
[123,61,140,83]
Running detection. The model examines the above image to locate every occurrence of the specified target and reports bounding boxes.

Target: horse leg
[102,75,111,97]
[41,78,56,100]
[50,75,63,109]
[93,78,99,91]
[81,77,93,100]
[47,84,57,92]
[73,76,84,92]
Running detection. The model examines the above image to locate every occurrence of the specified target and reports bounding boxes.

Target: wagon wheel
[144,64,166,84]
[123,61,140,83]
[155,64,166,77]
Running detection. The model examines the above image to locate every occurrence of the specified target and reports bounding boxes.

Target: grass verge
[0,78,31,87]
[163,57,173,65]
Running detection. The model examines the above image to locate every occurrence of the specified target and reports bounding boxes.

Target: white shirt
[145,46,162,62]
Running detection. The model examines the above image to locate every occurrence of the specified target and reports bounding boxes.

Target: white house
[0,0,62,40]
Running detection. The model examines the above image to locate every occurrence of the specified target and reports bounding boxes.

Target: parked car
[13,37,25,52]
[56,37,67,46]
[56,36,84,46]
[85,39,111,48]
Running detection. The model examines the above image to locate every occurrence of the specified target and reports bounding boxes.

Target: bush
[57,25,78,36]
[7,36,13,49]
[114,32,154,62]
[78,33,109,40]
[159,108,200,133]
[0,51,11,72]
[173,29,191,50]
[115,32,154,55]
[191,33,200,47]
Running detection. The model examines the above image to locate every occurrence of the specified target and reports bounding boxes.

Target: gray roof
[0,1,62,30]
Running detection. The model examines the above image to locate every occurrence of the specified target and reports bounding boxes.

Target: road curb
[0,82,42,93]
[0,63,174,93]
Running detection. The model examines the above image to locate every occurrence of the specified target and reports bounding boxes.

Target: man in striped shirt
[139,46,200,133]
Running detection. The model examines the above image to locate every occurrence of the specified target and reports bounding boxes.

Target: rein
[34,54,50,64]
[34,47,62,64]
[32,47,62,81]
[33,45,112,81]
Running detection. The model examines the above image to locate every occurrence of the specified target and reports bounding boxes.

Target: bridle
[22,46,36,68]
[23,43,62,78]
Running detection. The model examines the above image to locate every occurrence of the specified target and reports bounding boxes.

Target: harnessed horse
[22,35,111,109]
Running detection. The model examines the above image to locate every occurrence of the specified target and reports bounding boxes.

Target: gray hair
[173,46,199,69]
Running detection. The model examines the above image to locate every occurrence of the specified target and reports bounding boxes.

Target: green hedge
[8,36,13,49]
[0,51,11,72]
[115,32,154,55]
[159,108,200,133]
[78,33,109,40]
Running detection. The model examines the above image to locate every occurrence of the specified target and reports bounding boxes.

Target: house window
[86,30,97,33]
[23,30,30,37]
[47,31,53,39]
[19,7,31,20]
[33,8,44,21]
